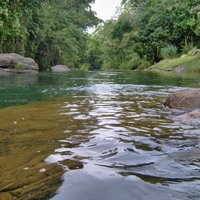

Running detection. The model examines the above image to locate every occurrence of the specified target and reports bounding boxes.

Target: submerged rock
[164,90,200,125]
[163,89,200,109]
[0,100,68,200]
[0,53,38,72]
[51,65,71,73]
[174,109,200,126]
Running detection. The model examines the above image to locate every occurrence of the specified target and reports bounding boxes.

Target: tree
[0,0,99,70]
[0,0,43,53]
[85,0,200,70]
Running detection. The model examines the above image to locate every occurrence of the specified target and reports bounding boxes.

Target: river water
[0,71,200,200]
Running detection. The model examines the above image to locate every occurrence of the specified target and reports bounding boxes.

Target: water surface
[0,71,200,200]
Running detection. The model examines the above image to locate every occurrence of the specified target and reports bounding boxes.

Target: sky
[91,0,122,21]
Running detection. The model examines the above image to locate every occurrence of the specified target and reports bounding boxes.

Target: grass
[147,54,200,73]
[15,63,27,70]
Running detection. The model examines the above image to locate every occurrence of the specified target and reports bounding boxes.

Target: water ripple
[50,83,200,200]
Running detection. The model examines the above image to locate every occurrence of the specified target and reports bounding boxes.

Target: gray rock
[0,53,38,71]
[163,89,200,109]
[51,65,71,73]
[174,109,200,126]
[174,65,185,73]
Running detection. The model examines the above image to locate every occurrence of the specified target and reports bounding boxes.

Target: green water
[0,71,199,108]
[0,71,200,200]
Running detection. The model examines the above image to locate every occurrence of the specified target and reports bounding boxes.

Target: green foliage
[0,0,99,70]
[192,5,200,36]
[85,0,200,71]
[138,59,151,70]
[120,53,141,70]
[80,63,90,71]
[148,54,200,72]
[15,64,26,70]
[83,34,103,70]
[0,0,42,54]
[2,0,200,71]
[160,45,178,59]
[112,20,132,40]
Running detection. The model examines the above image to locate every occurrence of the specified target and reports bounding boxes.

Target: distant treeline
[85,0,200,70]
[0,0,99,70]
[1,0,200,71]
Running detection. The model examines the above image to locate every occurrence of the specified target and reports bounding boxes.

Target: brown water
[0,71,200,200]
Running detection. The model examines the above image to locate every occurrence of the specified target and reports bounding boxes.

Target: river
[0,71,200,200]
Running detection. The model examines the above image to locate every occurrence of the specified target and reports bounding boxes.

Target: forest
[86,0,200,70]
[0,0,200,71]
[0,0,99,70]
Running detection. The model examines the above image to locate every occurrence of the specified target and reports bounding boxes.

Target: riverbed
[0,71,200,200]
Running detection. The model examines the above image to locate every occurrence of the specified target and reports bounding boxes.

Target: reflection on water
[0,71,200,200]
[51,83,200,200]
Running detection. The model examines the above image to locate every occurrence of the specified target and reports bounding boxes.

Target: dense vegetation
[0,0,99,70]
[1,0,200,71]
[85,0,200,70]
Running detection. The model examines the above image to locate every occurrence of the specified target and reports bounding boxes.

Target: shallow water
[0,71,200,200]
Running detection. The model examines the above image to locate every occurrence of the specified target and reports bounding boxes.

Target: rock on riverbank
[0,53,38,74]
[51,65,71,73]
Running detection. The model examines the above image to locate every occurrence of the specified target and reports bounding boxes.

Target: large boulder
[51,65,71,73]
[163,89,200,109]
[0,53,38,71]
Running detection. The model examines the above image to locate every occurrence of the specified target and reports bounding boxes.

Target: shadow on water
[0,71,200,199]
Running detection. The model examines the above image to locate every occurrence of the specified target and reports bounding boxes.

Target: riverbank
[147,53,200,73]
